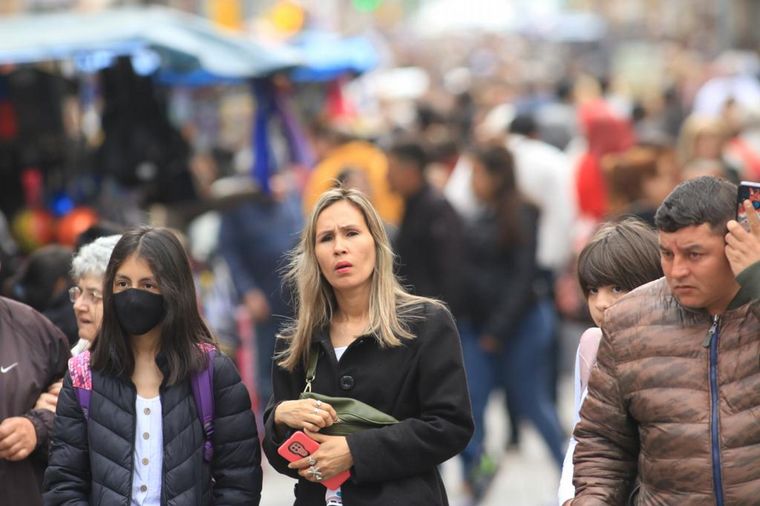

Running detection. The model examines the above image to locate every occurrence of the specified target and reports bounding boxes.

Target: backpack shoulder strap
[68,351,92,419]
[192,344,216,463]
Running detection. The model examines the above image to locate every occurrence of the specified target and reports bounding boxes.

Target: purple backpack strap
[69,351,92,419]
[192,345,216,463]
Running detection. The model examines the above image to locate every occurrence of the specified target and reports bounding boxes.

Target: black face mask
[113,289,166,335]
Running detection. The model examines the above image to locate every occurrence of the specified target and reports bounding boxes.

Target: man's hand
[726,200,760,276]
[244,289,271,323]
[34,380,63,412]
[0,417,37,461]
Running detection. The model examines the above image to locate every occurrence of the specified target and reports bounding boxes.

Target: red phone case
[277,431,350,490]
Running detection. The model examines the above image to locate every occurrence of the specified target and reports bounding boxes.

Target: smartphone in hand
[277,431,350,490]
[736,181,760,228]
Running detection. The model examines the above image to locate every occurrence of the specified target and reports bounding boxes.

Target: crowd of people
[2,47,760,506]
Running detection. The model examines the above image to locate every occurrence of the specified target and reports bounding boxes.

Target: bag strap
[69,351,92,419]
[303,349,319,394]
[192,344,216,463]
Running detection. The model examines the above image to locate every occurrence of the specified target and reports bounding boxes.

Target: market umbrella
[0,6,299,81]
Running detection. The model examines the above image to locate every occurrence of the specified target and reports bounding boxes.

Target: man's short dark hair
[654,176,737,233]
[388,141,428,173]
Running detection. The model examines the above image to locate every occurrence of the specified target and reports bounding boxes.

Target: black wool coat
[263,302,474,506]
[43,352,262,505]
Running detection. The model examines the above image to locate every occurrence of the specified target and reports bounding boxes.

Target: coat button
[142,458,149,465]
[143,432,150,440]
[339,375,354,391]
[140,485,147,493]
[144,407,151,415]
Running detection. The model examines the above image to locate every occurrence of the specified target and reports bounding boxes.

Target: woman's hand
[288,430,353,482]
[274,399,338,432]
[34,380,63,412]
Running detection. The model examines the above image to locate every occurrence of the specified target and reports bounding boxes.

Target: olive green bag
[299,350,398,436]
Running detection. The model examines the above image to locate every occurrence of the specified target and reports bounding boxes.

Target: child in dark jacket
[44,227,262,505]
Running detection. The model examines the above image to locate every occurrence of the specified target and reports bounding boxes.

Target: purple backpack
[69,344,217,462]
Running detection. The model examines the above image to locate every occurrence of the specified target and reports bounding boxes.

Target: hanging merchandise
[6,68,67,169]
[11,168,55,253]
[251,78,313,194]
[96,57,196,205]
[0,76,18,141]
[56,207,99,247]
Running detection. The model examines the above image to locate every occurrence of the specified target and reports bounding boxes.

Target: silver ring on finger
[307,456,316,466]
[315,471,323,481]
[315,400,322,408]
[312,407,321,415]
[308,465,317,476]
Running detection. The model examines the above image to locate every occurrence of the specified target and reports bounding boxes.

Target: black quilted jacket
[43,352,262,505]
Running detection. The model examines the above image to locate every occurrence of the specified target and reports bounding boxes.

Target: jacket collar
[728,260,760,310]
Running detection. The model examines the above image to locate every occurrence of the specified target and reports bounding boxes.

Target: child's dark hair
[578,218,663,297]
[91,227,215,384]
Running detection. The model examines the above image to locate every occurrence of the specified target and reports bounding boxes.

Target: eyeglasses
[68,286,103,304]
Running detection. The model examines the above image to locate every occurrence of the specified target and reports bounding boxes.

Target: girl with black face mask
[44,226,263,506]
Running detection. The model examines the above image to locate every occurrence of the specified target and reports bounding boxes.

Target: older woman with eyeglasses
[34,235,121,412]
[68,235,122,354]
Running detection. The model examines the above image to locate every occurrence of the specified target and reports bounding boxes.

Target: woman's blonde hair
[277,186,441,371]
[676,114,728,167]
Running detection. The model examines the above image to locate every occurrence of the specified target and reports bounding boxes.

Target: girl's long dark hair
[90,227,215,385]
[472,145,527,249]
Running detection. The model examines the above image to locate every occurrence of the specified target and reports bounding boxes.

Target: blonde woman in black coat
[263,187,473,505]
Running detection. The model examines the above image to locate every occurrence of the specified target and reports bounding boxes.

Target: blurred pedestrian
[575,100,636,221]
[263,187,473,505]
[677,114,739,183]
[605,146,679,226]
[386,139,468,320]
[218,173,302,415]
[6,245,78,346]
[466,145,566,479]
[303,121,402,225]
[45,227,262,505]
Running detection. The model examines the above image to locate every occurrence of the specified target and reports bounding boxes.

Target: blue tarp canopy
[0,6,299,83]
[289,30,379,82]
